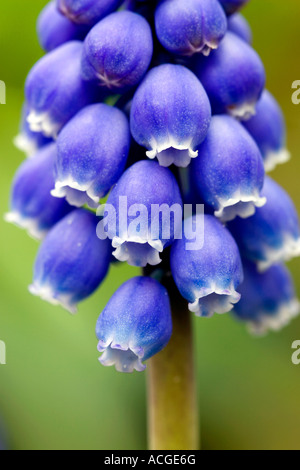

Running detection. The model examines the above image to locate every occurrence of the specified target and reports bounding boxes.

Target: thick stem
[147,284,199,450]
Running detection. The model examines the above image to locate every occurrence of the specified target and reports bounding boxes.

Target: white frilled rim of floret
[111,235,164,268]
[13,133,38,158]
[27,110,60,139]
[51,179,101,210]
[97,339,146,373]
[188,284,241,318]
[215,192,267,222]
[247,298,300,336]
[4,211,47,241]
[264,148,291,173]
[228,101,257,121]
[146,138,198,168]
[185,39,219,57]
[29,282,77,314]
[258,236,300,272]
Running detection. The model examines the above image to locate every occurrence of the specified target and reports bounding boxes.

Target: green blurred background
[0,0,300,450]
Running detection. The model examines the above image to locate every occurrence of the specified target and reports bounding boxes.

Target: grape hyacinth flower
[81,11,153,92]
[191,115,266,222]
[155,0,227,57]
[29,209,111,313]
[229,177,300,271]
[100,160,183,267]
[57,0,123,26]
[37,1,89,52]
[219,0,250,15]
[25,41,100,138]
[171,214,243,317]
[14,104,53,157]
[7,0,300,448]
[5,143,71,240]
[195,32,265,119]
[228,13,252,44]
[130,64,211,167]
[52,104,131,209]
[243,90,290,172]
[96,277,172,373]
[233,261,300,335]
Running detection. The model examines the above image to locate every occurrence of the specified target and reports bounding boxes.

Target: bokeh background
[0,0,300,450]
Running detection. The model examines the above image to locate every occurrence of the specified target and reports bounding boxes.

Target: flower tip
[215,194,267,222]
[51,182,100,209]
[189,288,241,318]
[228,102,257,121]
[98,344,146,373]
[264,148,291,173]
[4,212,46,240]
[247,299,300,336]
[26,110,59,138]
[13,133,37,157]
[112,238,163,268]
[28,283,78,314]
[257,236,300,272]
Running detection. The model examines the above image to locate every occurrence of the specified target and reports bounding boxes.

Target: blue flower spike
[81,11,153,92]
[57,0,123,25]
[29,209,111,313]
[96,277,172,373]
[14,104,53,157]
[234,261,300,335]
[191,115,266,222]
[52,104,131,209]
[171,214,244,317]
[130,64,211,167]
[243,90,290,172]
[25,41,99,138]
[228,13,252,44]
[195,32,265,120]
[229,177,300,271]
[219,0,250,15]
[155,0,227,57]
[5,143,72,240]
[101,160,183,267]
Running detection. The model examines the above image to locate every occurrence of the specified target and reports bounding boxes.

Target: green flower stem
[147,281,199,450]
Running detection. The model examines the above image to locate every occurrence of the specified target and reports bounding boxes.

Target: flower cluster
[7,0,300,373]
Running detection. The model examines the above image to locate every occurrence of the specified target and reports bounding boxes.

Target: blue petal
[29,209,111,312]
[25,41,101,138]
[81,11,153,92]
[52,104,131,208]
[5,143,72,240]
[57,0,123,25]
[155,0,227,57]
[171,214,243,317]
[191,115,266,222]
[234,261,300,335]
[243,90,290,172]
[37,1,89,52]
[96,276,172,372]
[130,64,211,167]
[228,13,252,44]
[195,32,265,119]
[103,160,183,267]
[229,176,300,270]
